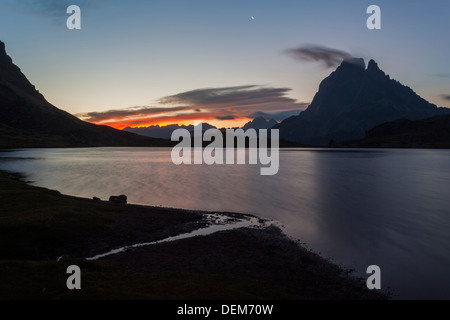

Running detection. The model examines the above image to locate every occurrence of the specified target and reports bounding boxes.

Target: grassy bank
[0,171,285,299]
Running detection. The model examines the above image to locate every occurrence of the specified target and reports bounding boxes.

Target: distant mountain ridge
[275,58,450,146]
[124,123,217,139]
[0,40,171,148]
[124,117,278,139]
[242,117,278,131]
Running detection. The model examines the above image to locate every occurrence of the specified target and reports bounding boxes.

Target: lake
[1,147,449,299]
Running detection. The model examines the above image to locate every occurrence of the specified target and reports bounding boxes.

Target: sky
[0,0,449,129]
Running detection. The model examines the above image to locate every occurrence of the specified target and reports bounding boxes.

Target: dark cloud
[79,85,306,128]
[76,106,190,122]
[215,115,236,120]
[285,45,352,68]
[101,112,222,128]
[441,95,450,101]
[159,85,305,112]
[159,85,257,106]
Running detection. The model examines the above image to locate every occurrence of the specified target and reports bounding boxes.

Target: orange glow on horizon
[90,117,251,130]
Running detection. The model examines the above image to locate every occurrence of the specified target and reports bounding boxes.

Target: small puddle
[85,213,269,261]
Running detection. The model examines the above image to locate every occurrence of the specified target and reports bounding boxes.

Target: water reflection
[1,148,450,299]
[308,149,450,298]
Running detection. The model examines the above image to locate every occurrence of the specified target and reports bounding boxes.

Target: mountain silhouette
[242,117,278,131]
[275,58,450,146]
[339,114,450,148]
[0,41,171,148]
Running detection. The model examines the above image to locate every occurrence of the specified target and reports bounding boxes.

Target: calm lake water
[1,147,449,299]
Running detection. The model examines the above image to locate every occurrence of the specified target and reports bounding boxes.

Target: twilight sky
[0,0,449,129]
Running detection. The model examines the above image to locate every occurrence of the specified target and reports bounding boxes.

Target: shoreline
[0,169,389,299]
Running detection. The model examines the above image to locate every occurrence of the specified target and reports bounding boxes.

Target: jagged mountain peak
[367,59,378,69]
[366,59,386,78]
[275,58,450,145]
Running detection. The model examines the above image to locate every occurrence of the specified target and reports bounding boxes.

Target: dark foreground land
[0,171,387,300]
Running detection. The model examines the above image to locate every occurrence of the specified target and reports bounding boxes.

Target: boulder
[108,194,127,204]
